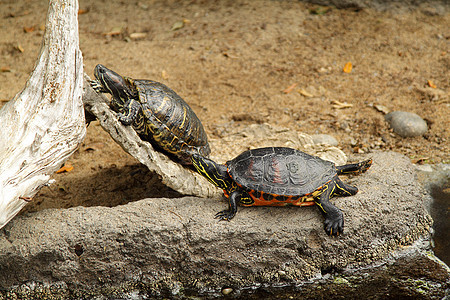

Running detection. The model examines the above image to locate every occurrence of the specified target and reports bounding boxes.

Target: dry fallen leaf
[1,66,11,72]
[16,44,24,53]
[56,163,74,174]
[23,26,35,33]
[427,80,437,89]
[129,32,147,40]
[331,100,353,109]
[283,83,297,94]
[343,62,352,73]
[78,9,89,15]
[171,21,185,31]
[373,104,390,114]
[298,89,314,97]
[103,27,123,36]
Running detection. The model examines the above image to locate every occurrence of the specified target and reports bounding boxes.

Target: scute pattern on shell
[131,79,210,158]
[227,147,336,196]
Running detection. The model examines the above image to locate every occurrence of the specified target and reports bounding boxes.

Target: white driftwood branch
[0,0,86,229]
[82,77,220,198]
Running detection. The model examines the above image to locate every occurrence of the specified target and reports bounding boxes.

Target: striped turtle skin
[91,64,210,164]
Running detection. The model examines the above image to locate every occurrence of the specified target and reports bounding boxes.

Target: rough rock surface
[0,151,448,298]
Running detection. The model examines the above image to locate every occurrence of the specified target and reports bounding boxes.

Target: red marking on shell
[248,159,256,181]
[245,190,316,207]
[271,157,284,184]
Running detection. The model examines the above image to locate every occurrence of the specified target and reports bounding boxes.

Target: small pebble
[311,134,338,146]
[385,111,428,137]
[222,287,233,295]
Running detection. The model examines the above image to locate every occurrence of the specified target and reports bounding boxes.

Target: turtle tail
[336,159,372,175]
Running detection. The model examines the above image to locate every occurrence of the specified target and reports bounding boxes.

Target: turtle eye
[94,64,106,75]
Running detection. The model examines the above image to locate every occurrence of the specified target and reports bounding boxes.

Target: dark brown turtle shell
[131,79,210,159]
[226,147,336,197]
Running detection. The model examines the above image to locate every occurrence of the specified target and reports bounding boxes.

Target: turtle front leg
[315,182,344,236]
[215,190,239,221]
[117,99,142,126]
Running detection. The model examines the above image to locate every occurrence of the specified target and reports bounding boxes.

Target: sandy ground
[0,0,448,213]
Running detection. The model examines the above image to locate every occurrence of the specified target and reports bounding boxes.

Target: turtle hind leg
[315,182,344,236]
[336,159,372,175]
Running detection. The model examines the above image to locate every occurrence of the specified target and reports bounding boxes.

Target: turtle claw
[323,217,344,237]
[117,112,133,126]
[215,210,235,221]
[89,80,105,93]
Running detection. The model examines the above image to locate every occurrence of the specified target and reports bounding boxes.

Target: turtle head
[191,154,232,191]
[94,64,133,107]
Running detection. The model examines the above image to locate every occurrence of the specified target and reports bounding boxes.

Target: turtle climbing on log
[91,64,210,164]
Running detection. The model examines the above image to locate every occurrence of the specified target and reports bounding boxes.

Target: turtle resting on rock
[90,64,210,164]
[191,147,372,236]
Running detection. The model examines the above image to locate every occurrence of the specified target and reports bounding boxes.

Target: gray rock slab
[0,152,448,299]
